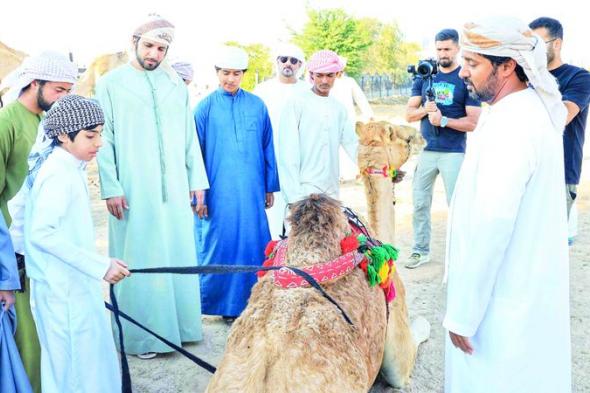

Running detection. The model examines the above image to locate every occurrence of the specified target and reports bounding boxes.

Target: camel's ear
[355,121,365,136]
[386,124,397,142]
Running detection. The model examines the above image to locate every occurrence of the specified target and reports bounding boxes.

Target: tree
[359,19,421,85]
[225,41,273,91]
[291,8,372,78]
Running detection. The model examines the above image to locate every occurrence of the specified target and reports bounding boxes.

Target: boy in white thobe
[25,95,129,393]
[444,17,571,393]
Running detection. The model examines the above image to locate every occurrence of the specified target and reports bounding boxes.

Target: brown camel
[74,51,128,97]
[356,120,422,244]
[206,194,429,393]
[0,41,27,105]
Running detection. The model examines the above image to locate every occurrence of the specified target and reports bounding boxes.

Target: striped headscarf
[461,16,566,133]
[133,14,175,46]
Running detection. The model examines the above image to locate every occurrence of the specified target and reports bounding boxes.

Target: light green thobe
[0,100,42,393]
[95,64,209,354]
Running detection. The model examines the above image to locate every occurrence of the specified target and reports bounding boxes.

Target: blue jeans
[412,151,464,255]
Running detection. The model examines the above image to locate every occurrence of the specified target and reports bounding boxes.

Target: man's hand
[424,101,438,113]
[195,190,208,219]
[265,193,274,209]
[106,196,129,220]
[392,169,406,184]
[449,331,474,355]
[0,290,16,311]
[189,190,199,214]
[103,259,131,284]
[428,108,443,126]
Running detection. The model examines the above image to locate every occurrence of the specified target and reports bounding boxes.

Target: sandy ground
[89,103,590,393]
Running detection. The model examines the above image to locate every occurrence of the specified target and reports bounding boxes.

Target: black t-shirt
[411,66,480,153]
[551,64,590,184]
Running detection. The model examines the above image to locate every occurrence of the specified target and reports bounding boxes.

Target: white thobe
[278,88,358,204]
[24,147,120,393]
[8,122,48,254]
[332,75,373,180]
[443,88,571,393]
[254,78,308,238]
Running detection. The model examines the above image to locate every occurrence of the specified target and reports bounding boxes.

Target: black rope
[107,263,354,393]
[343,207,382,248]
[104,300,217,372]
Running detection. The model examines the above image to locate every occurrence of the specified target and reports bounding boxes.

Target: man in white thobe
[254,44,307,238]
[443,17,571,393]
[278,49,358,205]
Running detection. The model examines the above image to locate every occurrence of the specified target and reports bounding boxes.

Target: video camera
[407,59,438,79]
[407,59,440,135]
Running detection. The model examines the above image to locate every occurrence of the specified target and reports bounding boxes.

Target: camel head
[74,51,129,97]
[356,121,419,172]
[286,194,350,267]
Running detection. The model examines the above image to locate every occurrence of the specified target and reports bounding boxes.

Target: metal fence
[358,74,412,99]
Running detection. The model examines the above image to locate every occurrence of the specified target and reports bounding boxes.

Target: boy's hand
[106,196,129,220]
[0,290,15,311]
[104,259,131,284]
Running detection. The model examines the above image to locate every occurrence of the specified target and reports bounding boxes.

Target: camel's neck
[362,176,396,244]
[286,236,342,267]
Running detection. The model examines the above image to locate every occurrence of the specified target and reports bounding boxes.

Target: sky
[1,0,584,85]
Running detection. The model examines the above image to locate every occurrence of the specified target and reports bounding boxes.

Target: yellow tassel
[378,263,389,283]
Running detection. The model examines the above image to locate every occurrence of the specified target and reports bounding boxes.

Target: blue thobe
[1,215,32,393]
[1,214,19,292]
[194,88,279,317]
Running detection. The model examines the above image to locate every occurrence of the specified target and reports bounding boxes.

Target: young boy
[24,95,129,393]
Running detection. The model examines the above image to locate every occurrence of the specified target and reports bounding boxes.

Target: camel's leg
[379,272,430,388]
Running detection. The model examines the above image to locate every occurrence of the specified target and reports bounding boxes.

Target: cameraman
[405,28,481,269]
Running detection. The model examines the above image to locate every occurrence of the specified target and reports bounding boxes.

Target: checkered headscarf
[0,51,78,104]
[307,50,345,74]
[43,95,104,138]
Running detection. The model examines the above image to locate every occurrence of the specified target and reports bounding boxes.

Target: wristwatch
[440,116,449,128]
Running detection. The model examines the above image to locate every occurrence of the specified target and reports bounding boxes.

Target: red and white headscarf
[307,50,345,74]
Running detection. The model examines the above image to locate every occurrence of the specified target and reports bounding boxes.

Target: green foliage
[225,41,273,91]
[292,8,421,85]
[291,8,372,78]
[359,18,421,85]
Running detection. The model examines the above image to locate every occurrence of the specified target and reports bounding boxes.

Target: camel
[206,194,430,393]
[0,41,26,83]
[356,120,422,245]
[0,41,27,106]
[74,51,128,97]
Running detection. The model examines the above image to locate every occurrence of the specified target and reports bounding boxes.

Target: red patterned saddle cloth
[262,240,365,289]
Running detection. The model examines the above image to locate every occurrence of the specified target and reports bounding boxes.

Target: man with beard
[254,44,307,238]
[95,14,209,358]
[0,51,77,393]
[444,17,570,393]
[529,17,590,218]
[405,29,481,269]
[278,50,358,206]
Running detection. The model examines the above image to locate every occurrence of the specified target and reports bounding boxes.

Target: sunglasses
[278,56,300,65]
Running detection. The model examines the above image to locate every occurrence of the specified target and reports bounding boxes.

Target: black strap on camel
[106,263,354,393]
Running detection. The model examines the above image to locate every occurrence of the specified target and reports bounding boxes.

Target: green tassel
[382,244,399,261]
[367,264,378,286]
[357,234,367,246]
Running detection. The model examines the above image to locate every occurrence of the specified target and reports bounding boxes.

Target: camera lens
[417,62,433,76]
